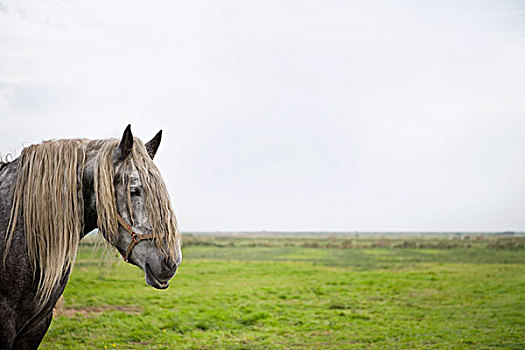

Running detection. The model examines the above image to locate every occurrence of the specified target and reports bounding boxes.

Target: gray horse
[0,125,182,349]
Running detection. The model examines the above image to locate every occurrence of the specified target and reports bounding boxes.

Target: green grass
[41,236,525,349]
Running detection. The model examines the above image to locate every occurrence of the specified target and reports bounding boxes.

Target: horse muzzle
[144,255,180,289]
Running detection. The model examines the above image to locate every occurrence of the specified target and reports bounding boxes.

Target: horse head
[87,125,182,289]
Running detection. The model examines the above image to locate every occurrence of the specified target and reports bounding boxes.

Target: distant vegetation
[181,232,525,250]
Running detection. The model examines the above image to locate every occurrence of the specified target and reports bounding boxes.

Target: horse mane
[4,137,180,307]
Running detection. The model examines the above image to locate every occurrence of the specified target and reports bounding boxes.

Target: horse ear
[145,130,162,159]
[118,124,134,160]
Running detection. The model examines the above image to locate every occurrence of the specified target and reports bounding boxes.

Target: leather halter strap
[115,214,155,262]
[98,214,155,262]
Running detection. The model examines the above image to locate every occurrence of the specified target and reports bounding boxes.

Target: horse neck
[0,146,99,239]
[81,146,100,237]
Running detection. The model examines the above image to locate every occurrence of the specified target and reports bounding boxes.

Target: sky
[1,0,525,232]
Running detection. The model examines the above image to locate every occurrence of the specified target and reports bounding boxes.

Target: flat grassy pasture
[41,235,525,349]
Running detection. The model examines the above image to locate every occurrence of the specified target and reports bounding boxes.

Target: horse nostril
[162,257,177,271]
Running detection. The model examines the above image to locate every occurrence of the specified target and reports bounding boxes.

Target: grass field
[41,234,525,349]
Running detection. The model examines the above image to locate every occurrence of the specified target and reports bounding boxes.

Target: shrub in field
[487,237,525,250]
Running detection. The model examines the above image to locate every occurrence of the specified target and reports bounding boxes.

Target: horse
[0,125,182,349]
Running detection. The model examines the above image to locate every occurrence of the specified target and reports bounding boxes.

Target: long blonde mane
[4,138,180,306]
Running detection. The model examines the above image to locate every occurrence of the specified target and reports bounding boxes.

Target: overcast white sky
[1,0,525,231]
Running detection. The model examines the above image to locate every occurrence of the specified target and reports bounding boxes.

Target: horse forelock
[94,138,180,259]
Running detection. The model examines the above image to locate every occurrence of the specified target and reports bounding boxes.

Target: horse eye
[130,187,141,196]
